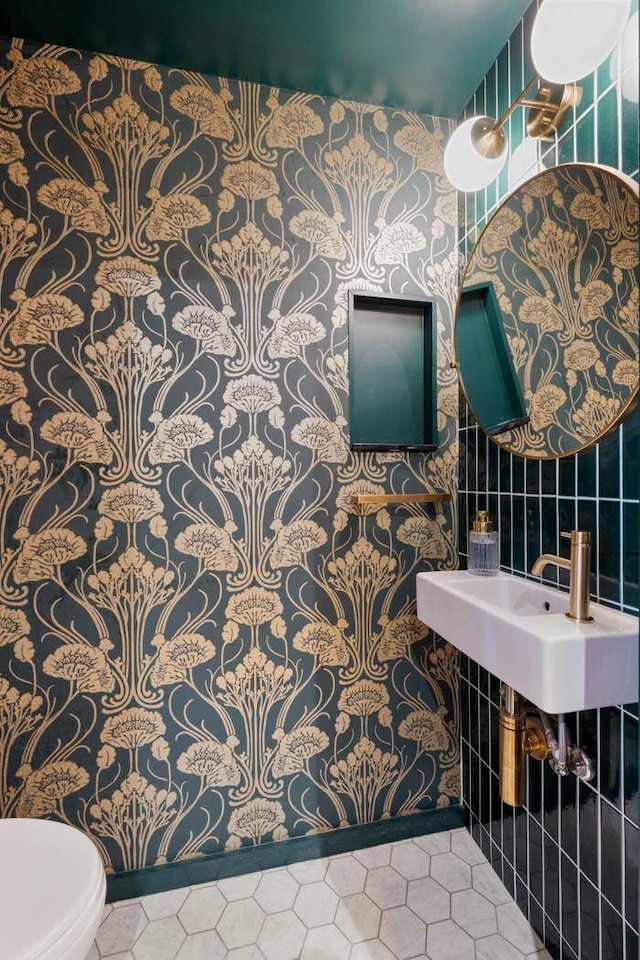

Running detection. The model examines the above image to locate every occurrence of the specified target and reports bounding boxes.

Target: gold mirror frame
[455,163,639,459]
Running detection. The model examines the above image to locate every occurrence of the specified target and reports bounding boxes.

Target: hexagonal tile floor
[86,828,552,960]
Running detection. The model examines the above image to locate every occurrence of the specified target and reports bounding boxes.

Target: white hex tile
[426,919,475,960]
[293,881,339,926]
[217,873,261,901]
[217,898,265,949]
[476,933,526,960]
[300,924,351,960]
[142,888,190,921]
[413,830,451,855]
[227,947,266,960]
[472,863,514,905]
[258,911,307,960]
[353,843,392,869]
[335,893,381,943]
[96,904,148,955]
[430,852,472,892]
[325,855,367,896]
[90,831,546,960]
[178,886,227,934]
[133,917,186,960]
[174,930,226,960]
[379,905,426,959]
[254,869,299,913]
[450,828,487,866]
[451,888,498,938]
[406,876,450,924]
[287,857,329,884]
[390,842,430,880]
[101,904,113,923]
[364,866,407,909]
[497,902,545,953]
[350,941,395,960]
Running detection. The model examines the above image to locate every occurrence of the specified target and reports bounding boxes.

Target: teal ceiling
[0,0,532,118]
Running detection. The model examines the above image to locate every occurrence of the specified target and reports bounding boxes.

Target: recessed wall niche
[348,291,437,451]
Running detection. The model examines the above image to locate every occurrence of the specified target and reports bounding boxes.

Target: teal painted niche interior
[456,282,529,437]
[348,292,437,452]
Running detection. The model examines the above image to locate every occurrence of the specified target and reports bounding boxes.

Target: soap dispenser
[468,509,499,576]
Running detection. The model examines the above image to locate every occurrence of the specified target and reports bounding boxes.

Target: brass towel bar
[351,493,451,507]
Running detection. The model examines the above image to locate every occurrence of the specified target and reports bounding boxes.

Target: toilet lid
[0,818,105,960]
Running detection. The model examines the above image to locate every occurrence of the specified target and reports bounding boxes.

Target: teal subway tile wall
[457,2,639,960]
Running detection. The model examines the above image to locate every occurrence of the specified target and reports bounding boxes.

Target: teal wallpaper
[0,37,460,876]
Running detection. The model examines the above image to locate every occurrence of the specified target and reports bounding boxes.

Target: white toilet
[0,818,106,960]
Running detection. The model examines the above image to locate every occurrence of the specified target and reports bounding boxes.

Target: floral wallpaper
[462,164,639,458]
[0,36,460,876]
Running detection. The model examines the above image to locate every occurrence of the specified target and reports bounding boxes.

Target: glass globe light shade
[609,11,639,102]
[531,0,631,83]
[444,117,508,193]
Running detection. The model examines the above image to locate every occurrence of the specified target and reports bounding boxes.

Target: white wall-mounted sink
[417,570,639,713]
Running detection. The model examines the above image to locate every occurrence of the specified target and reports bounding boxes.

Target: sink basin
[416,570,639,713]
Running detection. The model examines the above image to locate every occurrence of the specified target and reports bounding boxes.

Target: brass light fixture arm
[493,75,541,132]
[472,75,582,159]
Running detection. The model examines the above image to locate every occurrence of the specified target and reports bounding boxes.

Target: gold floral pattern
[292,622,350,667]
[272,726,330,777]
[221,160,279,200]
[227,799,287,844]
[267,101,324,148]
[0,368,27,405]
[43,644,114,692]
[40,412,112,464]
[95,256,161,297]
[177,739,241,787]
[14,527,87,582]
[170,83,233,139]
[7,56,81,106]
[99,483,164,523]
[0,129,24,164]
[101,708,166,749]
[0,605,30,648]
[18,761,89,817]
[0,37,458,877]
[338,680,389,716]
[12,293,84,344]
[172,305,236,355]
[393,123,443,173]
[399,707,450,750]
[289,209,346,259]
[174,523,239,572]
[146,194,211,240]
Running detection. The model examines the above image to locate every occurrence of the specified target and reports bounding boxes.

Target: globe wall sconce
[445,0,632,192]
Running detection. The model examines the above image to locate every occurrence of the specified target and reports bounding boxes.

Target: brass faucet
[531,530,593,622]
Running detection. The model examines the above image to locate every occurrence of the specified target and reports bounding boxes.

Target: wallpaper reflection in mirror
[460,164,639,459]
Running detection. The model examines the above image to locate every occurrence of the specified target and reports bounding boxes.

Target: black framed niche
[348,291,437,452]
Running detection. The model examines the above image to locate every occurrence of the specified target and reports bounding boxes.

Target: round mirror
[456,163,639,458]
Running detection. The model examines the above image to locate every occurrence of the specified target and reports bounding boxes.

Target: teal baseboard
[106,803,465,902]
